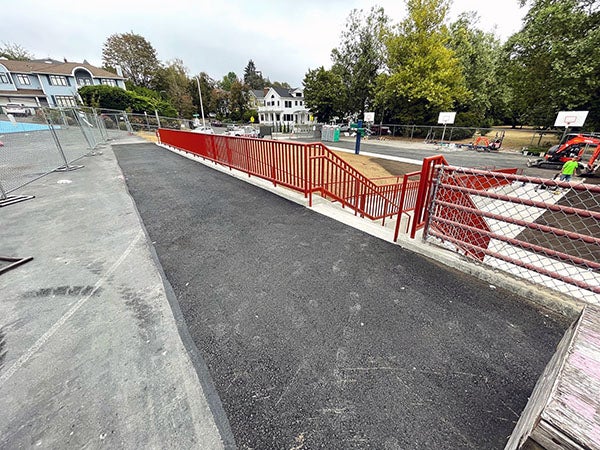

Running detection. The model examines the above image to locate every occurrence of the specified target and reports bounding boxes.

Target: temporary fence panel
[79,106,106,146]
[97,110,132,139]
[43,107,93,163]
[424,166,600,303]
[0,107,64,194]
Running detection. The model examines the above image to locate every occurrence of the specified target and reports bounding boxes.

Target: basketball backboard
[554,111,588,127]
[438,112,456,125]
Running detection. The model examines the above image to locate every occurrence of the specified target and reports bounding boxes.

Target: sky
[3,0,529,87]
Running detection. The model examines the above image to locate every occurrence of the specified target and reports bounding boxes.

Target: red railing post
[304,144,309,198]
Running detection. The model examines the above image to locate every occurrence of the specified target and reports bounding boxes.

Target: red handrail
[157,129,405,222]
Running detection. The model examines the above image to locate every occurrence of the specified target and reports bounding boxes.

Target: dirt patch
[332,151,420,182]
[136,131,158,142]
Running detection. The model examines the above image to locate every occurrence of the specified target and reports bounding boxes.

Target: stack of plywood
[506,304,600,449]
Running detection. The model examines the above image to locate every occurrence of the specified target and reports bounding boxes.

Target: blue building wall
[0,64,17,92]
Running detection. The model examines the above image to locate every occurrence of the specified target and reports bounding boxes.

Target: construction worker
[559,158,579,182]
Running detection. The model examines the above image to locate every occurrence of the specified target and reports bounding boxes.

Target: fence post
[155,110,161,129]
[72,108,97,150]
[92,108,108,142]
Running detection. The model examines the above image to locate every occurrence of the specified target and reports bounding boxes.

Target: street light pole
[196,76,207,128]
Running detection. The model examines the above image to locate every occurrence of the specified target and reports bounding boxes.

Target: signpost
[438,112,456,143]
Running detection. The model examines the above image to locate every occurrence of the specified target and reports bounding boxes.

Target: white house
[257,87,310,125]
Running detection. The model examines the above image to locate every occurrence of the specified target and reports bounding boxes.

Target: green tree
[303,66,344,123]
[220,71,238,91]
[190,72,217,119]
[0,42,34,60]
[504,0,600,128]
[229,79,249,121]
[78,85,176,116]
[210,88,230,119]
[448,12,503,127]
[102,32,160,88]
[331,6,390,117]
[243,60,265,89]
[152,59,195,118]
[376,0,469,123]
[264,79,291,89]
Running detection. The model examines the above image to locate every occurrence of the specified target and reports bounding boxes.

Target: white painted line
[0,230,144,387]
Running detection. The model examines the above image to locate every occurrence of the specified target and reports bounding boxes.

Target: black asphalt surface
[115,143,569,449]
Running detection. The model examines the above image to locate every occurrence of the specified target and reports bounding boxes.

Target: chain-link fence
[423,165,600,304]
[0,106,64,199]
[97,108,191,134]
[346,123,563,152]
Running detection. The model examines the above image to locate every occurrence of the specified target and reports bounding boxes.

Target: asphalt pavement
[114,141,569,449]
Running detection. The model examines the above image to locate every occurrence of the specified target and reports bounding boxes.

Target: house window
[0,73,10,84]
[16,74,30,85]
[300,101,303,106]
[54,95,77,107]
[77,78,93,86]
[277,101,280,106]
[260,114,264,121]
[295,92,302,97]
[49,75,69,86]
[276,114,280,121]
[283,114,293,121]
[294,100,298,106]
[284,101,292,108]
[101,79,117,87]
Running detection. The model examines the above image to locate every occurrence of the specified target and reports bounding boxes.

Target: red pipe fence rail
[157,128,411,223]
[424,165,600,297]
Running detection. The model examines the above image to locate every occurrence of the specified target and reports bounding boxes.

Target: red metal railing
[424,166,600,297]
[394,155,449,241]
[156,129,405,222]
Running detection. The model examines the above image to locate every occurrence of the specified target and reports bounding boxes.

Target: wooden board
[505,304,600,449]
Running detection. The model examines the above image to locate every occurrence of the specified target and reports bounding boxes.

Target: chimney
[263,87,269,96]
[63,57,67,63]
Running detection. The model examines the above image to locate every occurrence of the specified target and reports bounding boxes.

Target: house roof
[251,89,265,99]
[272,87,292,97]
[0,59,125,79]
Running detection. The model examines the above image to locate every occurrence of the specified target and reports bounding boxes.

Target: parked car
[4,103,33,116]
[191,125,215,135]
[226,125,261,138]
